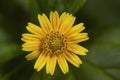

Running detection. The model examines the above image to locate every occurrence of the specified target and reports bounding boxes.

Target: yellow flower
[21,11,89,75]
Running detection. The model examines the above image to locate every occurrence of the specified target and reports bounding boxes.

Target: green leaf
[30,71,43,80]
[83,25,120,80]
[0,29,19,63]
[78,0,120,26]
[38,0,85,14]
[106,68,120,80]
[72,62,114,80]
[86,25,120,67]
[63,0,86,14]
[28,0,41,24]
[65,69,76,80]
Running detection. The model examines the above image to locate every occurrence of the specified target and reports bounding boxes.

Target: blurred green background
[0,0,120,80]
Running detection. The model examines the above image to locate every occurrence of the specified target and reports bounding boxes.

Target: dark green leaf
[84,25,120,80]
[86,25,120,67]
[0,29,19,63]
[28,0,41,24]
[77,0,120,26]
[72,62,114,80]
[106,68,120,80]
[28,0,86,23]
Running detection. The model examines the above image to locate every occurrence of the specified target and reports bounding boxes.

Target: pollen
[41,31,67,54]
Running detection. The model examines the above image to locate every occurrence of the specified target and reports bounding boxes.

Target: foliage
[0,0,120,80]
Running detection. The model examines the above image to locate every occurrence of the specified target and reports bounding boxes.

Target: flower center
[41,31,67,54]
[48,34,64,52]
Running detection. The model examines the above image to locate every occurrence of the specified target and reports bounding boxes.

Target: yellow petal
[22,41,40,47]
[50,11,60,31]
[64,52,82,67]
[67,43,88,55]
[63,17,76,34]
[68,37,89,43]
[22,33,41,39]
[59,12,68,25]
[21,37,40,42]
[59,14,75,34]
[67,33,88,39]
[67,33,89,43]
[57,54,68,74]
[66,23,85,36]
[25,50,40,60]
[22,45,40,51]
[46,55,57,75]
[59,12,70,28]
[38,15,48,33]
[42,13,53,32]
[34,51,47,71]
[26,23,45,36]
[38,14,52,33]
[46,54,51,74]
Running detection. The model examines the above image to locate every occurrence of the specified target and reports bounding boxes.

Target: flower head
[21,11,89,75]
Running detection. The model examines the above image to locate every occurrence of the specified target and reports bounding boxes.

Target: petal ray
[50,11,60,31]
[38,14,52,33]
[27,23,45,36]
[66,23,85,36]
[57,54,69,74]
[22,41,40,47]
[21,37,40,42]
[22,33,42,40]
[34,51,47,71]
[64,51,82,67]
[25,50,40,60]
[46,55,57,75]
[67,43,88,55]
[67,33,89,43]
[59,15,75,34]
[22,45,40,51]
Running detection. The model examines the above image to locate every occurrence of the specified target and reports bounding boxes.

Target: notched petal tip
[25,58,33,61]
[28,22,32,25]
[38,14,41,17]
[38,14,42,21]
[54,11,58,14]
[80,22,84,25]
[22,48,29,51]
[37,69,40,72]
[21,33,26,37]
[50,11,53,15]
[21,38,25,41]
